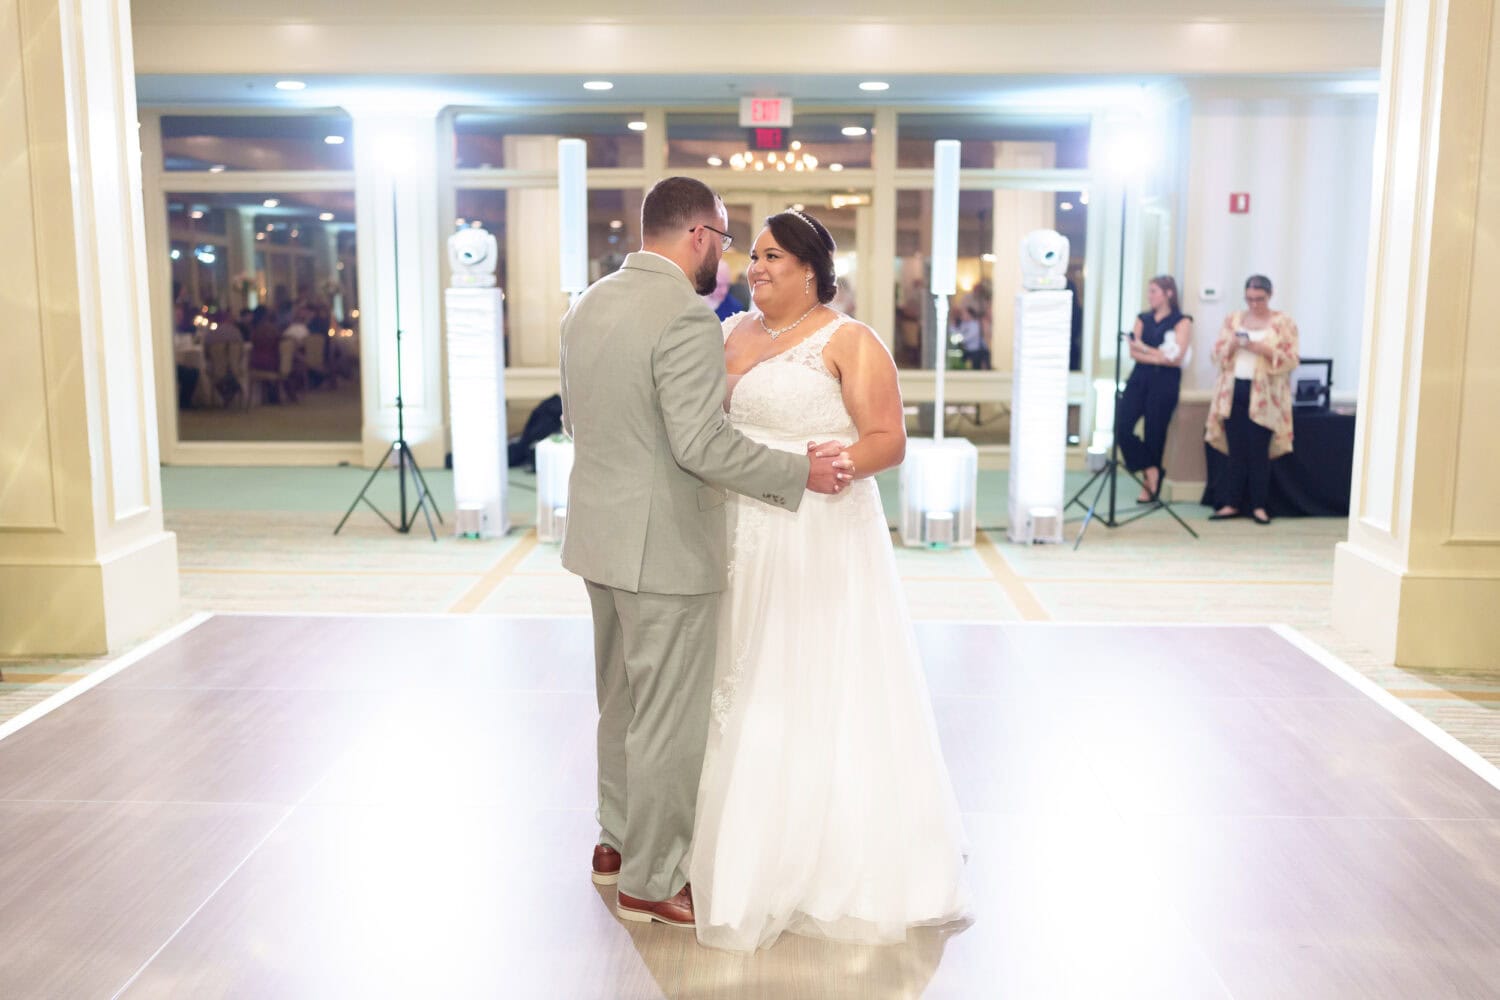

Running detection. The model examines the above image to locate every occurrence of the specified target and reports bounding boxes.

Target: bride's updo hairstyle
[765,210,838,305]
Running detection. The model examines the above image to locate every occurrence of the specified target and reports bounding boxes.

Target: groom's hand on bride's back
[806,440,855,494]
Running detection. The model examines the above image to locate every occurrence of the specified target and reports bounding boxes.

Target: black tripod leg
[402,453,441,541]
[1155,497,1201,539]
[335,443,397,534]
[1073,466,1112,550]
[405,452,444,523]
[402,453,438,541]
[1066,464,1108,513]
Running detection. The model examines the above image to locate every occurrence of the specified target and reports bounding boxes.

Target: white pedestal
[444,286,509,538]
[1008,290,1072,544]
[899,438,979,548]
[535,436,574,544]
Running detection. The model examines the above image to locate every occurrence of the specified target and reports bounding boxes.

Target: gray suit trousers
[585,580,718,902]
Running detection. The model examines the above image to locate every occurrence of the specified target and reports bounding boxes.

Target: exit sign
[749,127,788,151]
[739,97,794,128]
[1229,192,1251,214]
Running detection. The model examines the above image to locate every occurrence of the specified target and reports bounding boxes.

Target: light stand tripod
[335,188,443,541]
[1066,185,1198,549]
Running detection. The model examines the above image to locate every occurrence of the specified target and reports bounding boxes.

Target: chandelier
[729,141,820,173]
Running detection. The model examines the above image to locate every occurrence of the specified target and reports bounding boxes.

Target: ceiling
[131,0,1382,22]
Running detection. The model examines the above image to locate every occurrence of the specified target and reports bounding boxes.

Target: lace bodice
[722,312,857,448]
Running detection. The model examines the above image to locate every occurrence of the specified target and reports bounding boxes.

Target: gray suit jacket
[559,252,807,595]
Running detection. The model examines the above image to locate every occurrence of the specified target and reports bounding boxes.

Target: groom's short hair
[642,177,721,240]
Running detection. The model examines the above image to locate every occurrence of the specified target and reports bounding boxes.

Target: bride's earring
[804,272,812,295]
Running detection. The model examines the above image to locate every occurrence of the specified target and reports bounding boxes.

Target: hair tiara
[785,210,819,234]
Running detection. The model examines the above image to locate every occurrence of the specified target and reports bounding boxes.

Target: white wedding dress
[690,312,970,952]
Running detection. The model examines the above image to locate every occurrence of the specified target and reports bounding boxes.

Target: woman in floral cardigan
[1205,275,1300,525]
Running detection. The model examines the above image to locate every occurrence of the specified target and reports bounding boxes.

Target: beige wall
[127,4,1384,76]
[1180,90,1378,398]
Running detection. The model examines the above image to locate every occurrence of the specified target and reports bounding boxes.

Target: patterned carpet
[3,466,1496,766]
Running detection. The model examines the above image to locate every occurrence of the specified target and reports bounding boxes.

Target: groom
[560,176,852,927]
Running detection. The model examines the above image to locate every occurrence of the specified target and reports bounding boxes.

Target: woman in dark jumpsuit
[1115,275,1193,501]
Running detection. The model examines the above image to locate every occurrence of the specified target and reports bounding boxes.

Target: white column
[990,141,1058,374]
[1332,0,1500,668]
[351,107,447,468]
[231,209,259,309]
[0,0,179,654]
[316,225,339,297]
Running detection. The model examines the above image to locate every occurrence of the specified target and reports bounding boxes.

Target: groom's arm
[653,307,809,512]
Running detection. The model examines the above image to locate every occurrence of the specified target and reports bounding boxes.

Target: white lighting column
[899,140,978,549]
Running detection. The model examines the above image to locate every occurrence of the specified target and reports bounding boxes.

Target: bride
[689,210,970,951]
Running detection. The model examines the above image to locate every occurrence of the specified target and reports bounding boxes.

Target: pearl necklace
[759,304,820,340]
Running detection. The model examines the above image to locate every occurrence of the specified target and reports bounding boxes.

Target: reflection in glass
[896,114,1091,170]
[668,114,875,171]
[454,113,645,169]
[168,191,360,442]
[162,115,355,172]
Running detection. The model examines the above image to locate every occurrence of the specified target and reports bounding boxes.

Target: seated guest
[249,320,296,403]
[1117,275,1192,501]
[283,307,312,342]
[1205,275,1300,525]
[176,363,200,409]
[201,314,241,348]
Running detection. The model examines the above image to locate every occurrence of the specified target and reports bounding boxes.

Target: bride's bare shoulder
[828,318,892,355]
[721,311,756,341]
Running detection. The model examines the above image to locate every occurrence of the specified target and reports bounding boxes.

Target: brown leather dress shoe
[591,844,621,886]
[617,884,695,928]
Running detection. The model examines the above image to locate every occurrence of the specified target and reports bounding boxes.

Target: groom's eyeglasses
[691,224,733,252]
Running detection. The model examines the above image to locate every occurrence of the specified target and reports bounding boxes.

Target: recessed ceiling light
[169,249,181,260]
[830,163,845,172]
[274,80,306,91]
[627,120,647,132]
[324,135,345,145]
[859,81,890,92]
[189,210,204,220]
[1080,192,1090,205]
[208,164,226,173]
[255,233,265,241]
[583,81,614,91]
[841,126,868,137]
[262,198,280,208]
[319,212,335,221]
[609,219,623,230]
[706,156,723,167]
[1059,202,1074,211]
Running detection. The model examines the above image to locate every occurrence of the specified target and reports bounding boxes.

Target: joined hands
[806,441,856,495]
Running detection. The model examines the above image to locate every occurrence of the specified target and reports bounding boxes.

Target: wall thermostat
[1199,285,1221,302]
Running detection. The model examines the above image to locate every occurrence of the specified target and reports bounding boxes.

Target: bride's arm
[827,323,906,479]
